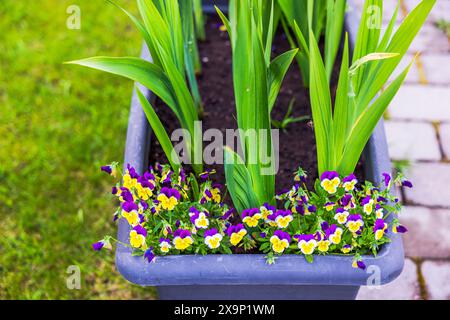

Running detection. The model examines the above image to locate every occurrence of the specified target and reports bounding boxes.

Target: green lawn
[0,0,156,299]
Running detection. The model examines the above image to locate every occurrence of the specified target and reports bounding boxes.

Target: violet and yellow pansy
[295,234,317,255]
[361,196,375,215]
[159,238,172,253]
[226,224,247,246]
[121,201,140,227]
[342,174,357,192]
[270,230,291,254]
[190,207,210,229]
[96,163,411,270]
[325,224,343,245]
[334,208,349,224]
[346,214,364,234]
[242,208,262,228]
[373,219,387,240]
[320,171,341,194]
[204,228,223,249]
[129,225,147,249]
[157,187,181,211]
[173,229,194,251]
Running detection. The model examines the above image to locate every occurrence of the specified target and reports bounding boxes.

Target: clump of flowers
[94,163,410,269]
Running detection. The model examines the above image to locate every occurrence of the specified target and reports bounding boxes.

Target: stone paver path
[352,0,450,300]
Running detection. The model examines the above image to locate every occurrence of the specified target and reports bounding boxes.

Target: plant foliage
[216,0,297,209]
[66,0,204,174]
[309,0,435,175]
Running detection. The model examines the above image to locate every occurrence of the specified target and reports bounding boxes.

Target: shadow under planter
[116,0,404,300]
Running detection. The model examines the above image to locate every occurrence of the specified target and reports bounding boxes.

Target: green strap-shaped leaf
[136,88,180,172]
[332,33,350,166]
[106,0,161,67]
[376,0,400,52]
[180,0,203,114]
[224,147,259,213]
[357,0,436,113]
[193,0,206,41]
[65,57,177,116]
[339,61,413,174]
[352,0,383,94]
[324,0,346,81]
[309,29,334,174]
[268,48,298,112]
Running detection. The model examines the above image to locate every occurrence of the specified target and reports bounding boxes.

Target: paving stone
[422,261,450,300]
[404,163,450,207]
[385,121,441,160]
[388,85,450,122]
[405,0,450,22]
[349,0,402,22]
[440,124,450,158]
[408,24,450,53]
[420,54,450,85]
[388,53,421,83]
[357,259,421,300]
[399,206,450,258]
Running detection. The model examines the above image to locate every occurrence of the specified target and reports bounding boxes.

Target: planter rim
[117,0,404,287]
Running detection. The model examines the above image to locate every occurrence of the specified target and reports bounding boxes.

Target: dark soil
[150,16,364,194]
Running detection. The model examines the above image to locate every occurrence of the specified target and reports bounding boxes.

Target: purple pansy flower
[173,229,194,250]
[361,195,375,215]
[270,230,291,253]
[101,165,112,175]
[320,171,341,194]
[294,234,317,255]
[190,208,209,229]
[342,174,357,191]
[267,209,293,228]
[92,240,105,251]
[382,172,391,187]
[353,260,366,270]
[173,229,191,239]
[129,224,147,249]
[334,207,349,224]
[204,228,223,249]
[325,224,343,244]
[226,224,247,246]
[346,214,364,233]
[324,201,335,211]
[342,244,352,253]
[199,169,215,181]
[373,219,387,240]
[157,187,181,210]
[127,164,139,179]
[144,247,155,263]
[341,194,355,209]
[222,208,235,220]
[159,238,172,253]
[393,224,408,234]
[242,208,262,227]
[402,180,413,188]
[119,187,134,203]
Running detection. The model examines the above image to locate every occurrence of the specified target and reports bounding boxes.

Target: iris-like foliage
[193,0,206,41]
[309,0,435,176]
[216,0,298,212]
[278,0,347,86]
[66,0,203,174]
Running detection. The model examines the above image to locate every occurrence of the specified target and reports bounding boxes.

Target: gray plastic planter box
[116,0,404,300]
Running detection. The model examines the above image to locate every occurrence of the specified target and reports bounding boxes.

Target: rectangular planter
[116,0,404,300]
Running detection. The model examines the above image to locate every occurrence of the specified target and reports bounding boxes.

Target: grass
[0,0,156,299]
